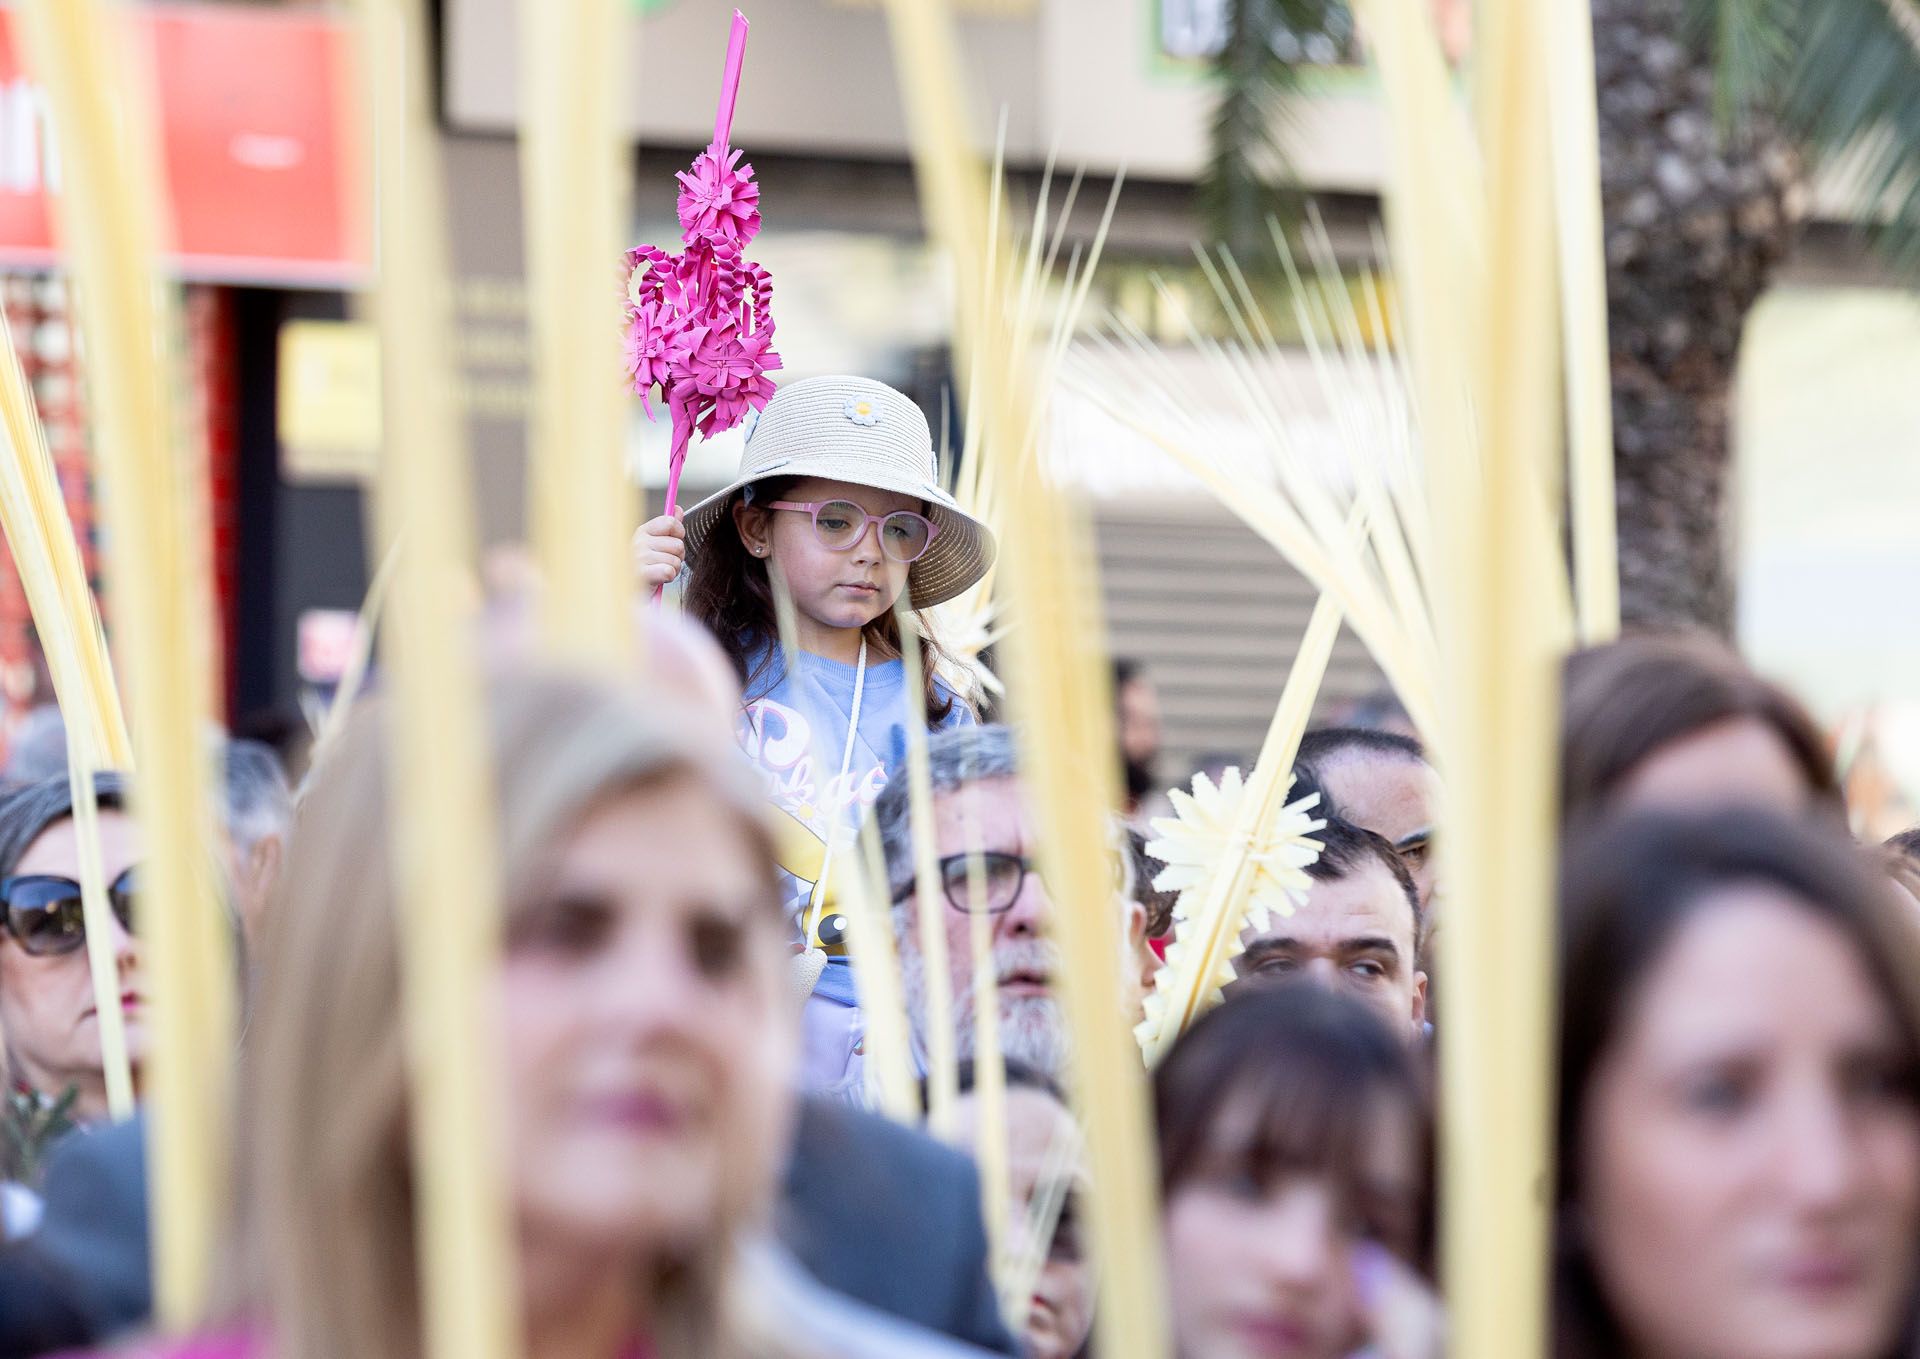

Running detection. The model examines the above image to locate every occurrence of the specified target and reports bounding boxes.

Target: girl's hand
[1351,1242,1445,1359]
[633,513,687,589]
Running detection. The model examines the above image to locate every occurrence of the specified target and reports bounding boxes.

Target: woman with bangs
[1154,983,1443,1359]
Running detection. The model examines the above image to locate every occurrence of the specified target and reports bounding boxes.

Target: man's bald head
[1297,727,1438,911]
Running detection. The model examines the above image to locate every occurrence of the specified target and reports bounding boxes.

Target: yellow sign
[276,319,381,482]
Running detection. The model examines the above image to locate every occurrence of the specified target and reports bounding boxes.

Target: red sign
[0,3,363,286]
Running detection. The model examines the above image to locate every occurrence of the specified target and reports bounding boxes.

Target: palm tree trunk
[1592,0,1799,632]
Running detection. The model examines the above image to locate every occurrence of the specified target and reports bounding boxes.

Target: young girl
[635,375,995,931]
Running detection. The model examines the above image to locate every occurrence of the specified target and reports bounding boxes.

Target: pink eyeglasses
[768,500,941,563]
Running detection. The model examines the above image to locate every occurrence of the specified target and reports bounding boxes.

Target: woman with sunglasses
[633,377,996,936]
[0,773,143,1127]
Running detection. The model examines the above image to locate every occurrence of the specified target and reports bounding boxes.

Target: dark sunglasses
[0,866,137,958]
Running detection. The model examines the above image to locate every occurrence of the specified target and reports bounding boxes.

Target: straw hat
[681,375,996,609]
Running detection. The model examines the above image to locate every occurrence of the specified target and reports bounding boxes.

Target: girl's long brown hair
[681,476,964,725]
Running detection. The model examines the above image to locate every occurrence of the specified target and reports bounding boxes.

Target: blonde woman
[96,670,989,1359]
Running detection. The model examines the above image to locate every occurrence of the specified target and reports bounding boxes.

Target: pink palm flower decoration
[678,317,779,434]
[677,145,762,249]
[621,11,780,519]
[622,296,673,417]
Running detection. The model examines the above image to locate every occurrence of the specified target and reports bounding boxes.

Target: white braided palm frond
[1137,770,1324,1062]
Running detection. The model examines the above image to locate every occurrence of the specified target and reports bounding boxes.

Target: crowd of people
[0,373,1915,1359]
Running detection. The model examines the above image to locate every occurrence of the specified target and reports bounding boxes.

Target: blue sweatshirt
[736,645,973,918]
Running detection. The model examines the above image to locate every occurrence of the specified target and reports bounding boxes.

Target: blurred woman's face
[1579,886,1920,1359]
[0,810,144,1122]
[1163,1092,1420,1359]
[499,776,793,1258]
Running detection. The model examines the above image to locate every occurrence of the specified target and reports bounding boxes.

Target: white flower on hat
[843,396,882,427]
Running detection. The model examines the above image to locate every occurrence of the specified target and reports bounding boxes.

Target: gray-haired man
[874,724,1145,1081]
[223,738,292,942]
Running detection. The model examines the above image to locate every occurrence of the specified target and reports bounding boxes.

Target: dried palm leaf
[931,137,1123,709]
[878,2,1170,1352]
[0,310,135,1118]
[1349,0,1569,1354]
[850,816,921,1123]
[358,2,519,1357]
[18,0,233,1324]
[519,0,634,665]
[1136,593,1339,1064]
[1547,0,1620,642]
[894,591,960,1136]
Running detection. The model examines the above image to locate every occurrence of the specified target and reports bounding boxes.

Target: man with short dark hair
[1296,726,1440,912]
[1232,815,1427,1042]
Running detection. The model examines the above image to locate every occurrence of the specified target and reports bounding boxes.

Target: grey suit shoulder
[24,1114,153,1339]
[780,1098,1017,1356]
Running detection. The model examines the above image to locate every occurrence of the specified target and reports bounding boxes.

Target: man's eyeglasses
[0,867,137,958]
[892,851,1038,915]
[889,850,1128,915]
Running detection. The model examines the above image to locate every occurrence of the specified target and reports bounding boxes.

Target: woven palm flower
[675,144,762,248]
[1137,767,1327,1061]
[1146,768,1326,933]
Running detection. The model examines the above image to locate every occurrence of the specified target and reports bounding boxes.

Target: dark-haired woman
[1557,808,1920,1359]
[1560,632,1841,822]
[1155,984,1441,1359]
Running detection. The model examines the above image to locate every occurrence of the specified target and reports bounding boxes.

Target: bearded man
[878,724,1146,1081]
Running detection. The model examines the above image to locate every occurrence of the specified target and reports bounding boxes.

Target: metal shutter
[1094,499,1390,788]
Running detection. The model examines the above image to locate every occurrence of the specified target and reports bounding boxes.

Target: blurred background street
[0,0,1910,806]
